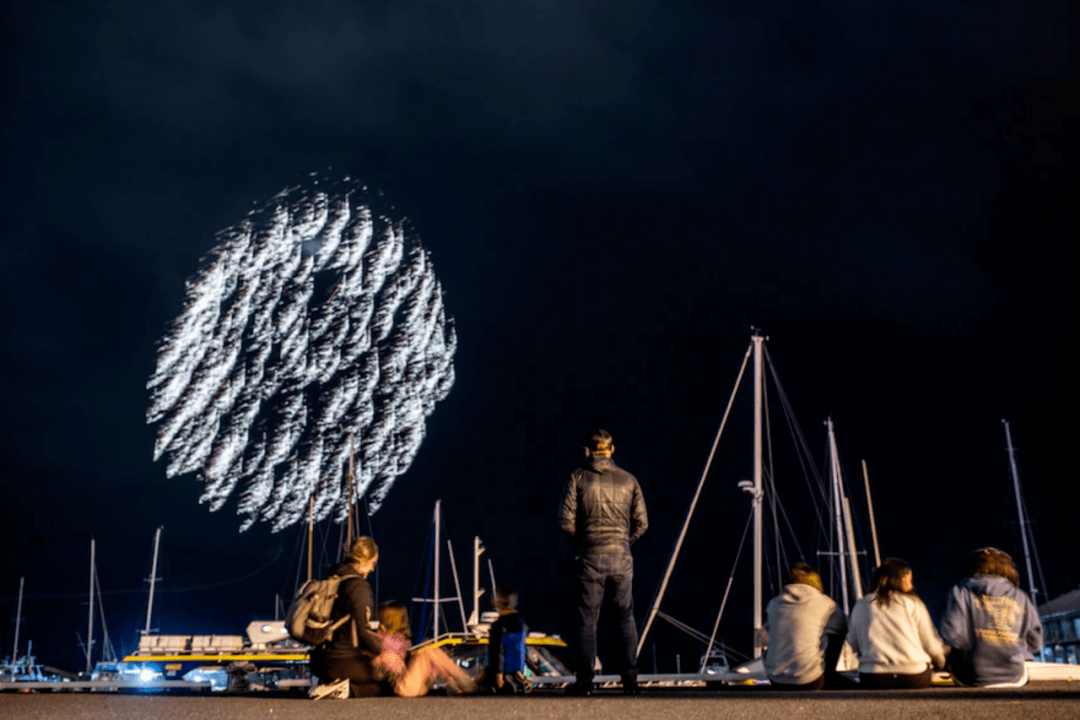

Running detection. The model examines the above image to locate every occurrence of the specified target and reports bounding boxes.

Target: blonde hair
[346,536,379,565]
[378,600,412,640]
[787,563,823,592]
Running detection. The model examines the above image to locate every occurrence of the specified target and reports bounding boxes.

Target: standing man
[560,429,648,695]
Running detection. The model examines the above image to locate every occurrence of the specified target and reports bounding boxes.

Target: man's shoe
[622,680,640,695]
[565,681,593,697]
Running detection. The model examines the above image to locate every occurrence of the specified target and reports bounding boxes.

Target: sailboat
[115,527,310,692]
[631,329,876,685]
[631,335,1075,686]
[0,578,48,684]
[2,540,122,690]
[117,438,380,693]
[1001,421,1080,676]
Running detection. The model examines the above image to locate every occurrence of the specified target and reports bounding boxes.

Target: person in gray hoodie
[764,563,847,690]
[939,547,1043,687]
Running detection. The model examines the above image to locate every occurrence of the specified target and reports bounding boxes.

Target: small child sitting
[484,585,532,694]
[373,600,476,697]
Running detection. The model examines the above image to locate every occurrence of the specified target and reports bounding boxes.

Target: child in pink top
[373,601,476,697]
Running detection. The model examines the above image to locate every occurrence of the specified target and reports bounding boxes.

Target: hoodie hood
[961,574,1019,597]
[780,582,824,603]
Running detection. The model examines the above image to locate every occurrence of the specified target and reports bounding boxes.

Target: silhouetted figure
[560,429,648,696]
[940,547,1042,687]
[309,537,384,699]
[847,558,946,689]
[764,563,847,690]
[484,586,531,694]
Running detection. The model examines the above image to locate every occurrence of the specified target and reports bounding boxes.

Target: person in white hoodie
[847,558,947,689]
[939,547,1042,687]
[764,563,848,690]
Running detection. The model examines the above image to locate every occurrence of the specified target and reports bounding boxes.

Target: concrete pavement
[3,684,1080,720]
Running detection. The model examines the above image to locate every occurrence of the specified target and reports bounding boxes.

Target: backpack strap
[328,613,352,633]
[330,574,360,647]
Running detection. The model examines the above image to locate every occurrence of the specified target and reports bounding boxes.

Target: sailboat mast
[13,577,23,664]
[307,497,314,584]
[94,564,117,663]
[826,419,850,613]
[433,500,441,640]
[87,538,95,674]
[862,460,882,568]
[1003,420,1037,600]
[347,434,356,549]
[144,527,162,635]
[751,330,765,658]
[842,496,863,600]
[446,538,470,633]
[469,536,484,628]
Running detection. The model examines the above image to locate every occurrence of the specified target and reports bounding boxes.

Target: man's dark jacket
[559,456,648,554]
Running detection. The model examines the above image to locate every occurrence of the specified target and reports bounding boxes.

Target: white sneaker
[310,678,350,700]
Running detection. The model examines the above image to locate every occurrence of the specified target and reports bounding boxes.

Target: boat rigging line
[636,341,752,657]
[637,330,873,662]
[699,502,756,673]
[1002,419,1047,604]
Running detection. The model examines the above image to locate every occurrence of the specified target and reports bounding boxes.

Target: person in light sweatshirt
[939,547,1042,687]
[764,563,848,690]
[847,558,947,689]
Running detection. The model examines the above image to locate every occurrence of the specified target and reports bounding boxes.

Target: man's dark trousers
[575,548,638,686]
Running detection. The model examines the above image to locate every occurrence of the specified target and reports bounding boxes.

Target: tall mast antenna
[86,538,96,674]
[751,329,766,659]
[346,433,356,549]
[12,577,24,665]
[307,497,314,583]
[1003,420,1038,601]
[143,527,162,635]
[826,418,850,613]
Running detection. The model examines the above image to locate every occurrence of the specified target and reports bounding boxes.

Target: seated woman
[309,537,385,699]
[373,600,476,697]
[847,558,947,689]
[939,547,1042,687]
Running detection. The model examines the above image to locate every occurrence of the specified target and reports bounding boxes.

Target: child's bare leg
[425,647,477,692]
[393,652,436,698]
[425,647,465,679]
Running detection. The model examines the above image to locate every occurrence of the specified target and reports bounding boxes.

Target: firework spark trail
[147,178,457,531]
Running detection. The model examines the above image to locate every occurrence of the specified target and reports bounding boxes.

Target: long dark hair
[870,558,913,607]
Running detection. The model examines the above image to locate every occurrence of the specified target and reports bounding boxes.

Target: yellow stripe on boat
[121,654,309,662]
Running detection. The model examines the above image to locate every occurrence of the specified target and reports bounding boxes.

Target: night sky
[2,0,1074,674]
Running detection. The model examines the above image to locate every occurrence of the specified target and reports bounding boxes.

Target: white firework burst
[147,177,457,531]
